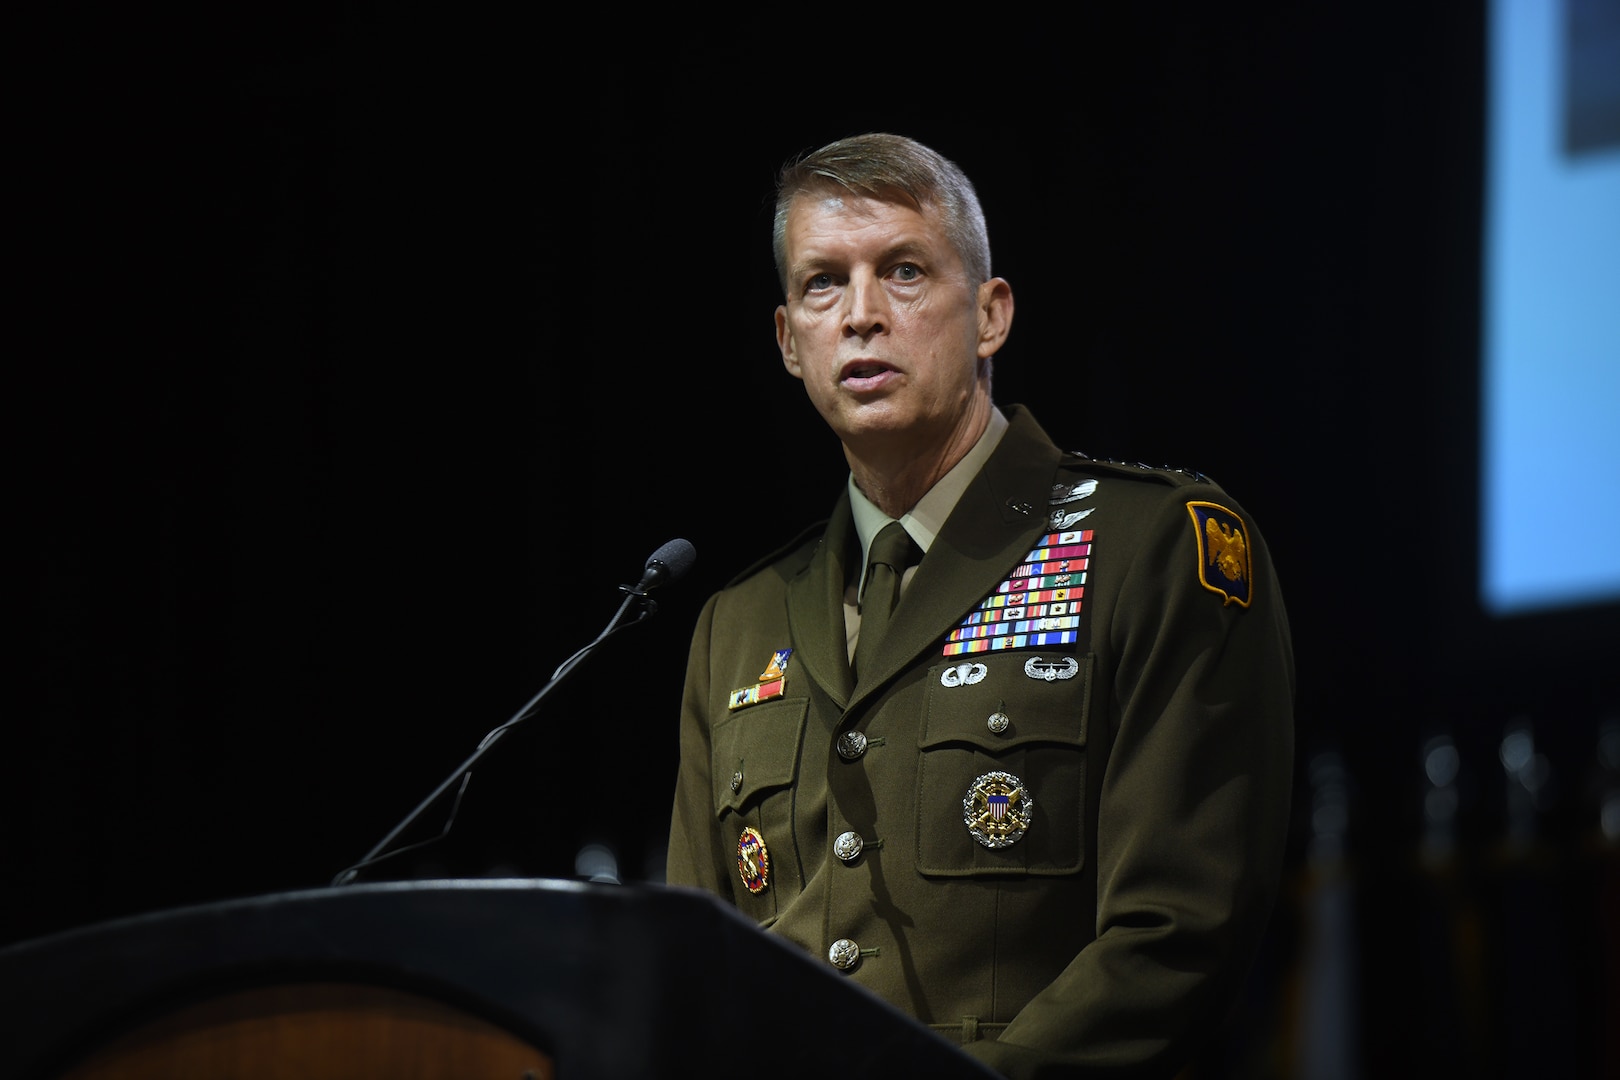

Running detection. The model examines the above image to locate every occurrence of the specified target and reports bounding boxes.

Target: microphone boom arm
[330,540,693,886]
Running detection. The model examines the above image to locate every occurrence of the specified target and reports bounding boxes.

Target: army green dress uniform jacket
[665,405,1295,1079]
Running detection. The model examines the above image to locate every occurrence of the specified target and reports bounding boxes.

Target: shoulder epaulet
[724,519,828,588]
[1060,449,1213,488]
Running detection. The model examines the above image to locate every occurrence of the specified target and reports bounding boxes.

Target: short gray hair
[772,132,993,295]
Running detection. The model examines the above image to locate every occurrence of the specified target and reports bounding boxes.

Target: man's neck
[847,399,1002,520]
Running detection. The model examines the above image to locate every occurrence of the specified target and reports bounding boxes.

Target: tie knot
[861,521,916,610]
[868,521,915,573]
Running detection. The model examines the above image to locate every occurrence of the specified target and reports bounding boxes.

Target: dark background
[13,7,1619,1077]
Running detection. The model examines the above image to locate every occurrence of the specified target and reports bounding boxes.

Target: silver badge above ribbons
[1050,478,1098,506]
[964,770,1033,849]
[940,662,988,687]
[1050,477,1098,529]
[1024,656,1079,681]
[1050,506,1094,530]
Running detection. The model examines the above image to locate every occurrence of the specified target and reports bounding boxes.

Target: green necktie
[855,521,916,676]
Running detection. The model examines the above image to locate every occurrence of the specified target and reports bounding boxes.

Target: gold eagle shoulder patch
[1187,501,1253,607]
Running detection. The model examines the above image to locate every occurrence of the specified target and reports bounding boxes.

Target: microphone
[330,536,697,886]
[634,537,697,593]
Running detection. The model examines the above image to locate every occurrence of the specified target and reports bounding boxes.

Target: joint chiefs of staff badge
[964,771,1033,849]
[737,826,770,894]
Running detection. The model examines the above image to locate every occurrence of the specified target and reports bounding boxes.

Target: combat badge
[1050,477,1098,529]
[737,826,770,893]
[1187,502,1253,607]
[1050,477,1098,506]
[964,771,1033,849]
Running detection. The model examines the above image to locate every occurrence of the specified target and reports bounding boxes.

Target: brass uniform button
[836,731,868,760]
[828,938,860,971]
[833,831,864,862]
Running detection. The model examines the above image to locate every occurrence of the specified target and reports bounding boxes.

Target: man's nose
[843,273,889,336]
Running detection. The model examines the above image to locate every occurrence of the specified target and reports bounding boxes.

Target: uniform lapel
[786,496,858,707]
[851,406,1065,700]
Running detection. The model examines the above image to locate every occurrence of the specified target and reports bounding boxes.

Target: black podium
[0,878,998,1079]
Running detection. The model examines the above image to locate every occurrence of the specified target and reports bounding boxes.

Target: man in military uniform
[665,132,1294,1079]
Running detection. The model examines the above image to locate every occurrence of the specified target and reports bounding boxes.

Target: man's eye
[892,264,921,282]
[807,273,836,291]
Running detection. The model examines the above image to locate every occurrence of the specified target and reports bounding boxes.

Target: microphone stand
[330,574,663,887]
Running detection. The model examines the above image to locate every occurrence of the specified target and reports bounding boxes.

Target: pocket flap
[711,696,808,816]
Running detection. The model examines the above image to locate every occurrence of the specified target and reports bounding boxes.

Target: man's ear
[976,278,1015,359]
[776,305,804,379]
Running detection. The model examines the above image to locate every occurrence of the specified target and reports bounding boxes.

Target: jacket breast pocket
[712,696,807,815]
[710,696,807,916]
[916,653,1092,876]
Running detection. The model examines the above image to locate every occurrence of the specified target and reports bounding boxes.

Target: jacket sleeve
[967,489,1296,1078]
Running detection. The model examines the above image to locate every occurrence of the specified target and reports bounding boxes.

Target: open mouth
[843,360,894,382]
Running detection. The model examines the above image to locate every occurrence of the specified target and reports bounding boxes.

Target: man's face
[774,193,1005,457]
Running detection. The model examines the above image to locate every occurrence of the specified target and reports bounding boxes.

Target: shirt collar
[849,405,1010,589]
